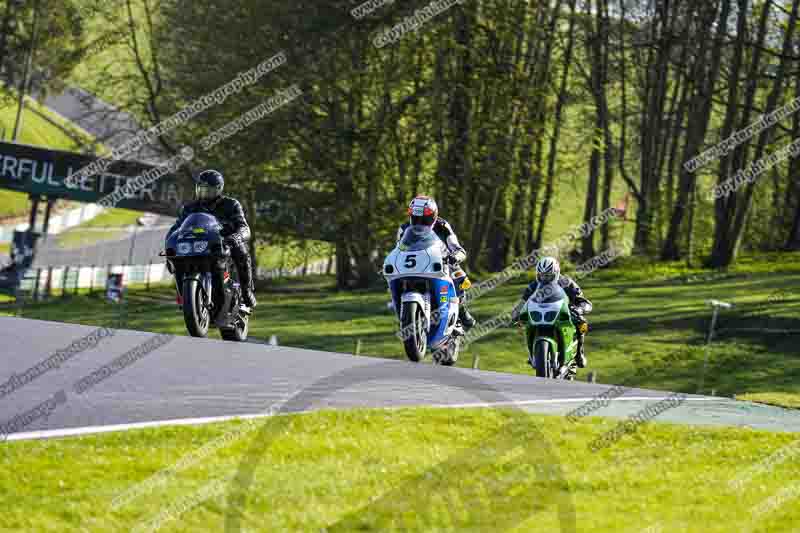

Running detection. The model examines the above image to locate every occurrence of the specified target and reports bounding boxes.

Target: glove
[569,305,583,318]
[444,255,458,266]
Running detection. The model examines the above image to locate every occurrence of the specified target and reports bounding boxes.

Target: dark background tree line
[10,0,800,288]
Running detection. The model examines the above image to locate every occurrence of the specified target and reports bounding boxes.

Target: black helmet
[407,195,438,227]
[195,170,224,203]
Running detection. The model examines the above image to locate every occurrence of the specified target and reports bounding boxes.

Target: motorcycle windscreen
[399,224,442,251]
[527,281,568,324]
[531,281,567,304]
[177,213,222,235]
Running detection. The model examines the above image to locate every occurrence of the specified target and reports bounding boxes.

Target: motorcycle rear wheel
[182,278,210,338]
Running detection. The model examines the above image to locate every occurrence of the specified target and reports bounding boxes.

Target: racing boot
[236,256,257,310]
[458,306,476,331]
[575,329,587,368]
[242,287,257,310]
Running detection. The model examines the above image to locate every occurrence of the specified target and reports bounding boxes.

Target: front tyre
[221,315,249,342]
[182,278,210,338]
[533,340,554,378]
[401,301,427,362]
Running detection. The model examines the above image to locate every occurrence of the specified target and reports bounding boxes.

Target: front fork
[175,272,213,309]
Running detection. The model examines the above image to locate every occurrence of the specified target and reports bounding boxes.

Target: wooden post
[354,339,362,356]
[41,197,54,240]
[61,267,69,298]
[74,266,80,295]
[471,351,480,370]
[32,268,41,301]
[44,266,52,299]
[89,265,95,295]
[27,195,40,231]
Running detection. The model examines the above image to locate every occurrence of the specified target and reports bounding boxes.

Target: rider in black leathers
[167,170,257,309]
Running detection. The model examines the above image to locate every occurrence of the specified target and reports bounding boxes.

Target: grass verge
[0,87,95,218]
[256,239,332,271]
[736,393,800,410]
[1,407,798,532]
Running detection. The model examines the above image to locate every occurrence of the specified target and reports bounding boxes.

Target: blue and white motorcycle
[383,225,463,365]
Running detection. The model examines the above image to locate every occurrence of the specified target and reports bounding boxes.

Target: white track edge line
[3,396,721,442]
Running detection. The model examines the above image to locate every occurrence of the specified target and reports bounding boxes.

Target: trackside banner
[0,141,191,215]
[0,141,338,240]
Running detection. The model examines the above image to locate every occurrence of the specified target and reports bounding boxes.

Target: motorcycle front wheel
[401,301,427,362]
[533,340,554,378]
[182,278,210,338]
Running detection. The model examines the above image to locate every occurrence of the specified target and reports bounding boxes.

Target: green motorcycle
[519,281,580,379]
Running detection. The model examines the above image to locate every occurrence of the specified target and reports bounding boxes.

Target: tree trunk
[536,0,577,250]
[661,0,727,260]
[711,0,798,266]
[788,197,800,250]
[335,239,352,289]
[708,0,751,267]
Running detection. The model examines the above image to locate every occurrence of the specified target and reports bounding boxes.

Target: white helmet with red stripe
[408,196,438,227]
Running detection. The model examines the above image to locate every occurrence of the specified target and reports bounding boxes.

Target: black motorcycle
[162,213,249,341]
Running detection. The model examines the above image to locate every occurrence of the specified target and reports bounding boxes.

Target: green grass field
[6,252,800,407]
[256,239,333,271]
[2,249,799,531]
[0,89,95,219]
[1,407,798,532]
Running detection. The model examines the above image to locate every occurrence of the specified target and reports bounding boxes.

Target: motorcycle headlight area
[177,242,192,255]
[193,240,209,253]
[544,311,558,322]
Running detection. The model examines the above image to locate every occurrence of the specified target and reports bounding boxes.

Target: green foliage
[0,0,91,95]
[0,86,95,218]
[51,0,800,285]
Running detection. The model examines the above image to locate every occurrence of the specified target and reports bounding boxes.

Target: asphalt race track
[2,317,800,441]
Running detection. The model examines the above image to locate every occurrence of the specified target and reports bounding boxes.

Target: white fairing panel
[383,243,449,281]
[395,249,433,274]
[526,298,567,325]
